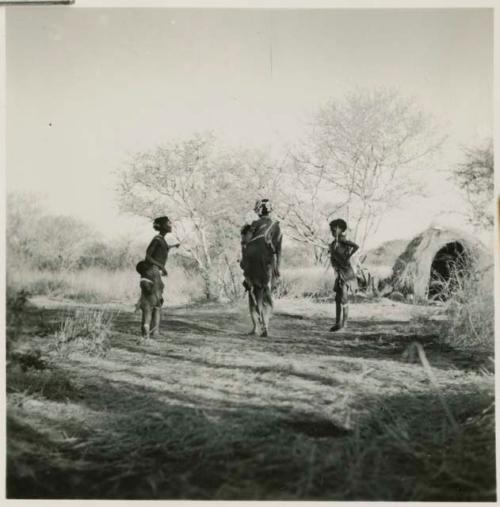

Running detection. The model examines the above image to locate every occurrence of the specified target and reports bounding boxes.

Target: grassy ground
[6,297,495,500]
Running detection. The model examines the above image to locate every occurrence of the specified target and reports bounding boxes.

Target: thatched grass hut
[390,227,489,301]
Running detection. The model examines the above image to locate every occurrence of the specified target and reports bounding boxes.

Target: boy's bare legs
[330,304,349,331]
[331,279,350,332]
[330,301,343,332]
[341,304,348,328]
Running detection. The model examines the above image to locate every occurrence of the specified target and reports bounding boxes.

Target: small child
[328,218,359,332]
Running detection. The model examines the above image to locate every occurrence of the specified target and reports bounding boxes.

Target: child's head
[329,218,347,236]
[136,260,149,276]
[153,216,172,233]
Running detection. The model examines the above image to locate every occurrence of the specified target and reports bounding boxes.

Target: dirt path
[7,297,495,500]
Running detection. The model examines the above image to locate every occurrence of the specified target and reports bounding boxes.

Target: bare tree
[454,138,494,229]
[286,88,444,252]
[117,133,283,300]
[275,160,344,264]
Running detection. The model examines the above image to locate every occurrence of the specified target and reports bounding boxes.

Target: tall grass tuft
[438,261,494,351]
[341,390,495,501]
[55,309,114,357]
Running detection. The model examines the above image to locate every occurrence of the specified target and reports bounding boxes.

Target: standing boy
[328,219,359,332]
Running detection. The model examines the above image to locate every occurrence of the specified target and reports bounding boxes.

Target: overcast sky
[6,7,493,248]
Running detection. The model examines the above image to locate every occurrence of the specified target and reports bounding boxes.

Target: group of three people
[136,199,359,337]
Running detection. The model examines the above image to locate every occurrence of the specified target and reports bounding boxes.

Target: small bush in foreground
[442,262,494,351]
[55,309,114,357]
[343,391,495,501]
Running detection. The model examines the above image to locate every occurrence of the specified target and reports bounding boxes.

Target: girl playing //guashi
[136,216,180,338]
[328,218,359,332]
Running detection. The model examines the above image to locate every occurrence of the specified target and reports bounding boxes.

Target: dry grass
[7,363,78,402]
[54,309,115,357]
[344,389,495,501]
[278,266,336,299]
[279,265,390,302]
[7,266,204,305]
[437,262,494,351]
[8,384,494,500]
[6,298,495,500]
[8,263,358,307]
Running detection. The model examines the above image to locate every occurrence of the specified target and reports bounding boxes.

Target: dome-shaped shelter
[390,227,489,301]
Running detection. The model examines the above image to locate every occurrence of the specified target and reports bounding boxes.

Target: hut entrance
[428,242,468,301]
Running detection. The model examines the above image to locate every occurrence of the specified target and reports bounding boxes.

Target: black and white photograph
[3,2,496,501]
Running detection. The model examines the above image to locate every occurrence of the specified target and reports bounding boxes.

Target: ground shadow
[7,372,351,499]
[7,366,495,501]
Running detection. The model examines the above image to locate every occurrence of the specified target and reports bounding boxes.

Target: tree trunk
[313,245,328,266]
[200,266,219,301]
